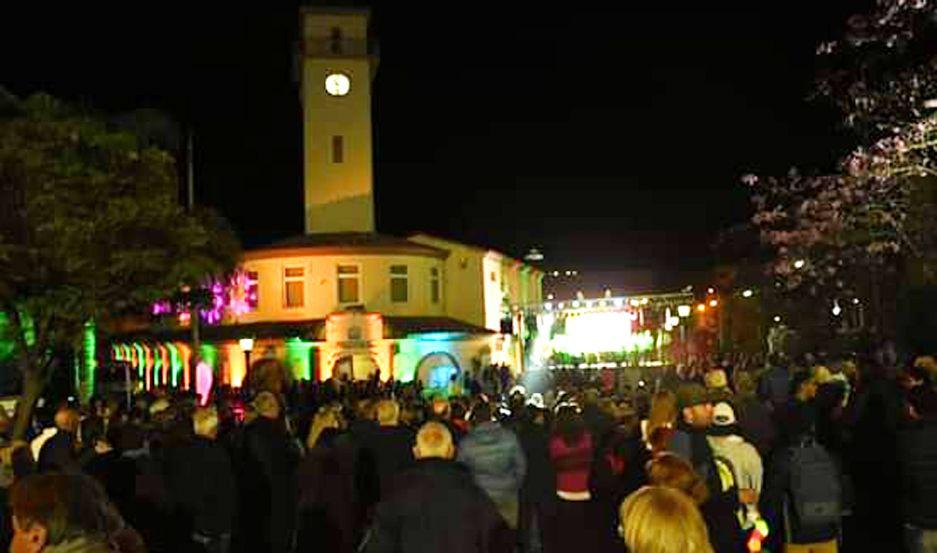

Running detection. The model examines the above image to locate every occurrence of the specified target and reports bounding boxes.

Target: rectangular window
[338,265,360,304]
[390,265,408,303]
[246,270,259,311]
[332,135,344,163]
[430,267,440,304]
[283,267,305,308]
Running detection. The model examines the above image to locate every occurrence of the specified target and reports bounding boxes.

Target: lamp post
[239,338,254,388]
[676,306,691,365]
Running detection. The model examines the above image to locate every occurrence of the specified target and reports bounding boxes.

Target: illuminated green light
[199,344,218,373]
[166,343,181,387]
[285,338,315,380]
[132,343,145,378]
[81,321,96,402]
[153,344,163,387]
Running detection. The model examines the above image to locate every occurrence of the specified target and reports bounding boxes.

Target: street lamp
[793,259,806,269]
[239,337,254,386]
[709,299,718,308]
[677,305,691,318]
[742,289,753,298]
[832,299,842,317]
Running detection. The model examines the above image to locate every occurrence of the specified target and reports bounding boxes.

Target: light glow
[677,305,691,317]
[553,311,633,355]
[742,289,753,298]
[196,361,213,406]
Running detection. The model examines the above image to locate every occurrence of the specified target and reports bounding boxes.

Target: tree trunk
[12,368,45,440]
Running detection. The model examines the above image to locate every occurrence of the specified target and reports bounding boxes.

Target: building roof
[409,233,541,274]
[384,317,494,339]
[242,232,449,261]
[110,316,493,344]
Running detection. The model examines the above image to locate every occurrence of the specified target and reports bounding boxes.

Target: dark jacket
[898,419,937,529]
[457,422,526,503]
[236,417,299,553]
[296,429,358,553]
[167,437,237,536]
[735,394,777,458]
[361,458,512,553]
[517,421,554,503]
[363,425,415,500]
[38,430,80,473]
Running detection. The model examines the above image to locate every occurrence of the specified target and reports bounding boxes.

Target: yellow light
[709,299,718,307]
[697,304,706,312]
[677,305,691,317]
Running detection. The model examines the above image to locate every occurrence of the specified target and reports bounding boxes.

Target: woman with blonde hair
[296,405,355,553]
[619,485,714,553]
[647,453,745,553]
[306,405,343,450]
[642,390,678,454]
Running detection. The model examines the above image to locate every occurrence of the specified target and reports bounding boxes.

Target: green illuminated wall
[285,338,315,380]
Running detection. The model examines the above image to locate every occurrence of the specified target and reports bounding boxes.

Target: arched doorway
[416,352,461,391]
[331,352,380,380]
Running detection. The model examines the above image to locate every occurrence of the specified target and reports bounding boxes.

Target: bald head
[413,421,455,460]
[54,408,79,434]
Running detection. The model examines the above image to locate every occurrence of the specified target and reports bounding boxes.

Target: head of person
[790,370,817,402]
[908,385,937,421]
[53,408,79,435]
[676,384,714,429]
[375,399,400,427]
[707,401,742,438]
[469,401,493,426]
[307,407,343,449]
[192,406,219,440]
[703,369,730,392]
[619,485,714,553]
[252,391,281,421]
[9,473,136,553]
[412,421,455,460]
[553,403,586,446]
[431,398,451,420]
[733,371,757,397]
[648,391,678,432]
[646,452,709,504]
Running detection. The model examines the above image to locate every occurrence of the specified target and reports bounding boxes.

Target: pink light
[196,361,213,406]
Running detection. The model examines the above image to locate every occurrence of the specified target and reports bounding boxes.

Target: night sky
[3,2,859,287]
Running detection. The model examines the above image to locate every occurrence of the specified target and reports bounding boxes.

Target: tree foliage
[0,91,239,436]
[747,1,937,302]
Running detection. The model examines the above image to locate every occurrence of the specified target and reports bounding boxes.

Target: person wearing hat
[707,401,763,525]
[669,385,746,553]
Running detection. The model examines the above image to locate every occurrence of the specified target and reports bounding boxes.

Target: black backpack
[787,436,842,527]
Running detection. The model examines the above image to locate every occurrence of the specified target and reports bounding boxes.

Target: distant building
[109,6,541,394]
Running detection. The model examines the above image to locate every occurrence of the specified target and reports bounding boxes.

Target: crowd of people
[0,346,934,553]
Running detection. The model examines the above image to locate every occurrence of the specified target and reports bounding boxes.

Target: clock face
[325,73,351,96]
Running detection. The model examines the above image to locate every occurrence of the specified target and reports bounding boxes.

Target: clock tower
[299,6,377,234]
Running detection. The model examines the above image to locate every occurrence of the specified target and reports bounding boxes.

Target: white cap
[526,393,545,410]
[712,401,737,427]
